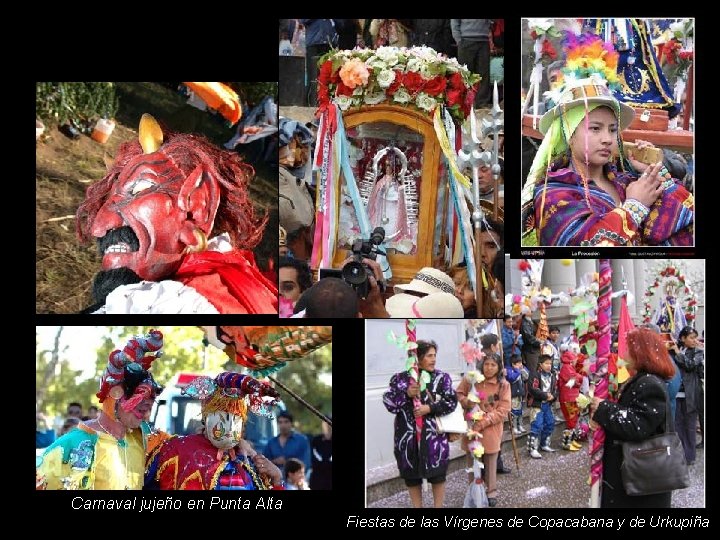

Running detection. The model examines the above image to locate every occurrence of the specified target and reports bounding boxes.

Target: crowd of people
[382,318,703,508]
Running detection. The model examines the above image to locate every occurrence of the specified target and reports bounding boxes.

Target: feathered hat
[522,32,636,245]
[539,33,635,134]
[96,329,164,418]
[182,371,280,419]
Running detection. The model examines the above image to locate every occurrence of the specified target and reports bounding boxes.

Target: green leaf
[420,370,431,390]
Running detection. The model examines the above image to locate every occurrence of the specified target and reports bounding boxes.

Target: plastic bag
[463,459,489,508]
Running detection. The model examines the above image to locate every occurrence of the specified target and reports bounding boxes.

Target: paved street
[368,427,704,508]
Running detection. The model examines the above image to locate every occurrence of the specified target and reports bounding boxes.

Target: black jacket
[593,372,672,508]
[672,347,704,415]
[527,370,556,408]
[520,316,541,352]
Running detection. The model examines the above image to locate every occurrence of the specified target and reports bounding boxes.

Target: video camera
[341,227,386,299]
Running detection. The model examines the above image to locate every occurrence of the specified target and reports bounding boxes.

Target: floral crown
[317,46,481,122]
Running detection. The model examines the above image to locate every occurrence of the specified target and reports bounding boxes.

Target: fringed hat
[97,329,164,418]
[182,372,280,420]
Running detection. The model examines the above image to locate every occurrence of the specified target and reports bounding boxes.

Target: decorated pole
[589,259,612,507]
[459,112,486,317]
[406,319,423,443]
[481,81,505,222]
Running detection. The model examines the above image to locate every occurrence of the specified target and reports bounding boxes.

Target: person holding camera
[383,339,457,508]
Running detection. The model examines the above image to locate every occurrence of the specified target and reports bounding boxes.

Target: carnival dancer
[145,372,285,490]
[37,330,166,490]
[76,114,278,314]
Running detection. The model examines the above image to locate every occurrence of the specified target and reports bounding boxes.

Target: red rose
[449,72,464,90]
[541,38,557,60]
[336,81,354,97]
[462,84,479,116]
[403,71,424,94]
[387,70,403,95]
[446,88,463,107]
[423,76,447,96]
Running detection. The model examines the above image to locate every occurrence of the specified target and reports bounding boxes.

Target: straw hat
[394,267,455,296]
[386,291,464,318]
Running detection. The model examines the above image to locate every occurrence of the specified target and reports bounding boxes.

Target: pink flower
[339,58,369,89]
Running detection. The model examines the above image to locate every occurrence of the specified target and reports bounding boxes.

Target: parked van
[150,373,281,453]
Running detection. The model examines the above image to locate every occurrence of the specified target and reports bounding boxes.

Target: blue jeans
[530,402,555,440]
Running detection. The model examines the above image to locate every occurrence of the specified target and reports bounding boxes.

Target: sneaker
[513,428,522,435]
[529,449,542,459]
[519,425,528,433]
[540,444,557,452]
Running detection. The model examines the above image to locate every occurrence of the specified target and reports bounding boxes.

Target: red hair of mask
[76,129,267,250]
[625,327,675,379]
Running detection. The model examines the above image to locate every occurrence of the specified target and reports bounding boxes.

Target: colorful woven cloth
[525,162,693,246]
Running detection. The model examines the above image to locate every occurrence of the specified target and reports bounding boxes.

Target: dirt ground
[36,82,277,313]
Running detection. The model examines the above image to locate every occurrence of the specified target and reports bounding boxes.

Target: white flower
[393,88,411,104]
[419,63,435,79]
[407,57,423,72]
[353,86,364,96]
[376,69,396,88]
[368,58,388,71]
[335,95,353,111]
[375,46,400,66]
[526,18,554,32]
[364,91,386,105]
[415,92,437,112]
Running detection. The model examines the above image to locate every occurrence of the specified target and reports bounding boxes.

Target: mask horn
[139,113,163,154]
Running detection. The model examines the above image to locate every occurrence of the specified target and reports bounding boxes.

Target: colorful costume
[145,372,284,490]
[521,33,694,246]
[530,159,692,246]
[36,330,165,489]
[382,369,457,483]
[558,349,584,450]
[76,114,277,314]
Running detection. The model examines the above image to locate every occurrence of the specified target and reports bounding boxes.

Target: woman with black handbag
[590,327,677,508]
[383,340,457,508]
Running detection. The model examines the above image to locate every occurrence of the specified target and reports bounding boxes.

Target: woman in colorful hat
[521,34,693,247]
[36,330,166,490]
[145,372,285,490]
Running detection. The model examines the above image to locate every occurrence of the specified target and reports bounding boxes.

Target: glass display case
[331,105,443,284]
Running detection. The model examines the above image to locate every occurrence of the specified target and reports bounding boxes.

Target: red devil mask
[81,115,223,281]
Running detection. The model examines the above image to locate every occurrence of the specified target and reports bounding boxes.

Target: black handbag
[620,379,690,496]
